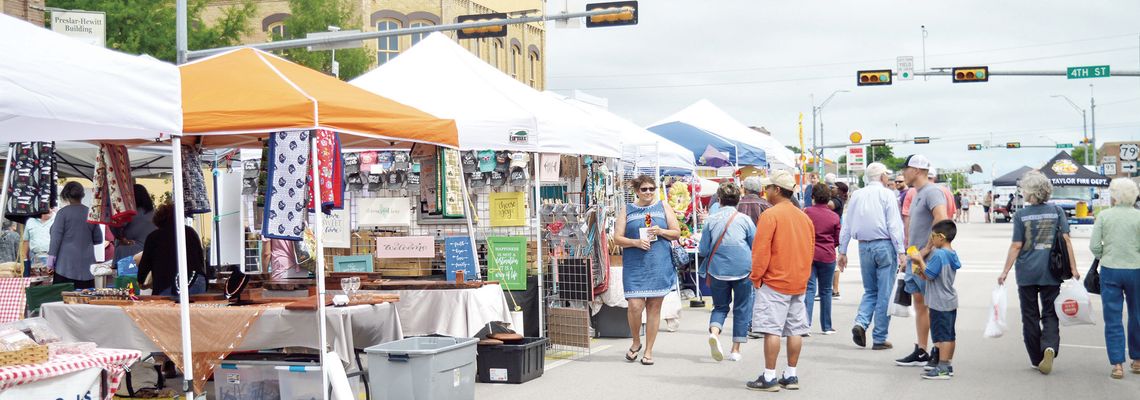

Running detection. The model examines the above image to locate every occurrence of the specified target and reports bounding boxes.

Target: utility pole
[1090,83,1097,165]
[921,25,929,82]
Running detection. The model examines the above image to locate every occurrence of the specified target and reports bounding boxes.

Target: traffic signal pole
[186,8,629,60]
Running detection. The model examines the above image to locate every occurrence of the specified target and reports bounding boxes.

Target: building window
[267,22,286,39]
[376,19,400,65]
[491,40,501,70]
[409,20,433,47]
[510,45,521,79]
[528,53,538,88]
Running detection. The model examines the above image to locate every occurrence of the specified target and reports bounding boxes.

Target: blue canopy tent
[648,121,766,167]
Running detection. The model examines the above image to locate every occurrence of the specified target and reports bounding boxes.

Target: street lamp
[812,89,849,174]
[1050,94,1088,164]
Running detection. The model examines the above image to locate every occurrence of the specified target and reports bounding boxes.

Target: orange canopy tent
[179,48,458,148]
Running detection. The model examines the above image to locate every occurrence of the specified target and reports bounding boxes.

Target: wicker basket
[0,345,49,367]
[61,291,130,305]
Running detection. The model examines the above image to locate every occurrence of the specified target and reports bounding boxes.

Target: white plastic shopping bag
[1055,279,1095,326]
[984,285,1008,338]
[888,273,914,318]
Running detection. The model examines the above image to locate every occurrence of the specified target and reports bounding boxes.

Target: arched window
[528,52,539,88]
[490,40,502,70]
[268,22,286,39]
[409,20,433,47]
[376,19,400,65]
[510,45,521,79]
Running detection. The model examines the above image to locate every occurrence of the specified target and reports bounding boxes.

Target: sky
[544,0,1140,181]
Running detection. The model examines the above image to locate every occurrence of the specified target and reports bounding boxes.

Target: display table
[0,348,141,400]
[375,284,512,337]
[41,302,402,363]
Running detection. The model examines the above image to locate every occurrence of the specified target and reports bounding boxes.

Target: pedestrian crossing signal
[586,1,638,28]
[857,69,893,86]
[952,66,989,83]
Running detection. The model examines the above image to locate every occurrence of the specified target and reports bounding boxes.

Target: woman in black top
[138,202,206,296]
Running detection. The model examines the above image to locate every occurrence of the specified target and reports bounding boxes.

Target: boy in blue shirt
[908,220,961,380]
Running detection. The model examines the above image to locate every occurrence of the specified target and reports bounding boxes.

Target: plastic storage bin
[364,336,477,400]
[212,353,319,400]
[476,337,548,384]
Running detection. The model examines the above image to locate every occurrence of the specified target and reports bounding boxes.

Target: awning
[993,166,1032,187]
[653,99,796,169]
[648,121,747,167]
[1039,151,1110,187]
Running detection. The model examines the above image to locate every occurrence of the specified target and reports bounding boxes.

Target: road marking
[1061,343,1107,350]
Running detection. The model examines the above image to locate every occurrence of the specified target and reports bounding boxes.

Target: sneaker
[1038,348,1055,375]
[872,342,894,350]
[746,376,780,392]
[895,344,931,367]
[748,332,764,339]
[921,365,952,380]
[852,325,867,348]
[709,334,724,362]
[821,329,837,336]
[778,375,800,390]
[924,348,941,371]
[833,292,842,300]
[728,352,743,362]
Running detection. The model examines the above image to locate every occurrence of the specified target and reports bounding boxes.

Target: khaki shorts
[752,284,809,337]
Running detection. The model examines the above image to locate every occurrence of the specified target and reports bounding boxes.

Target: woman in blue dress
[614,175,681,365]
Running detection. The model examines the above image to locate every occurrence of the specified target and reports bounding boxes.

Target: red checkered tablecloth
[0,278,32,323]
[0,348,142,399]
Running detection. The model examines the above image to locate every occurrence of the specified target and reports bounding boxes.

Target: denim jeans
[854,239,897,344]
[805,261,836,332]
[157,275,208,297]
[709,277,755,343]
[1100,267,1140,365]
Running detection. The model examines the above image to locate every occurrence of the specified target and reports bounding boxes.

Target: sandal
[1112,365,1125,379]
[1132,361,1140,374]
[640,356,655,366]
[625,344,643,362]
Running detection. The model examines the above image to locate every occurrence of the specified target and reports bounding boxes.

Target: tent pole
[310,134,330,400]
[0,144,12,222]
[456,151,480,278]
[212,153,222,267]
[170,136,195,398]
[532,152,545,338]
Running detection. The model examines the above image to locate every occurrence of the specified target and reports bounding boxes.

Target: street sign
[306,30,363,51]
[1120,144,1139,161]
[897,56,914,80]
[1103,162,1117,176]
[847,147,866,171]
[1067,65,1110,79]
[1055,143,1074,149]
[50,10,106,47]
[1123,161,1138,174]
[869,139,888,147]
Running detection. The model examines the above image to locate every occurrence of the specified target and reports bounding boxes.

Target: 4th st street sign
[1067,65,1110,79]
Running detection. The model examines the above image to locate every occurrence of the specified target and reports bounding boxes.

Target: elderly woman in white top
[1090,178,1140,379]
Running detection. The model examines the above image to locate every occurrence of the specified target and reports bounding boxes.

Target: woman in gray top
[112,184,158,266]
[48,182,102,289]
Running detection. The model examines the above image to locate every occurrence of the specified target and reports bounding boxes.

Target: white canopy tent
[550,93,695,171]
[0,14,182,142]
[351,33,620,158]
[652,99,798,170]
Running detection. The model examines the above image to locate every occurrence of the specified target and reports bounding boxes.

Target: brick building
[1098,141,1140,178]
[203,0,546,88]
[2,0,45,26]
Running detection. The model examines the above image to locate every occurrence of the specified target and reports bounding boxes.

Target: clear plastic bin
[364,336,477,400]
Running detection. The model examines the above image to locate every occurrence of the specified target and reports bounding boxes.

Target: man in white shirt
[838,163,906,350]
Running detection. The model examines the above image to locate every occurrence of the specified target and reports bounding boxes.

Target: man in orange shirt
[747,170,816,392]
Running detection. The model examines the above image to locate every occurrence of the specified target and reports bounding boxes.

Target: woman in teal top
[614,175,681,366]
[1090,178,1140,379]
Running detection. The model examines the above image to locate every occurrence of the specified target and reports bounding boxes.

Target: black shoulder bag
[1048,205,1074,281]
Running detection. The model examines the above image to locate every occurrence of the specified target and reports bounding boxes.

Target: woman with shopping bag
[997,171,1080,375]
[1089,178,1140,379]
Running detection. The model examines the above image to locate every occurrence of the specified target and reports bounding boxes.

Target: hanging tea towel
[181,144,212,214]
[87,143,137,226]
[262,131,311,241]
[3,142,57,224]
[307,130,344,214]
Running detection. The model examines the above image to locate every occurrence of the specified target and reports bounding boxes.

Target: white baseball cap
[904,154,932,170]
[768,170,798,191]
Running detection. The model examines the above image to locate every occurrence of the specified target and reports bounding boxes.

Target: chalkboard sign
[444,236,477,282]
[487,236,527,290]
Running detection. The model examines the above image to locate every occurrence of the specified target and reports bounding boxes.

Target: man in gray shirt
[895,155,949,369]
[0,220,19,264]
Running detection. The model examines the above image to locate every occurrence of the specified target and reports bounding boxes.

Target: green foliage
[1071,144,1095,165]
[45,0,257,62]
[278,0,374,81]
[940,172,969,191]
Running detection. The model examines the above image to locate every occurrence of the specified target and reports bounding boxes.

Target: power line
[550,32,1140,79]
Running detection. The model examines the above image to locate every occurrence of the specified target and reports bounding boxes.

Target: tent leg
[310,134,330,400]
[0,144,12,223]
[456,151,480,278]
[532,152,545,338]
[170,137,195,398]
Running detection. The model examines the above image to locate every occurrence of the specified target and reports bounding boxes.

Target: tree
[1071,144,1096,165]
[278,0,373,81]
[940,172,969,191]
[46,0,257,63]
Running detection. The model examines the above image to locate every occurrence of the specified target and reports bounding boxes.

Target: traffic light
[1006,142,1021,149]
[870,139,888,147]
[585,1,638,28]
[968,144,982,151]
[457,13,508,39]
[857,69,892,86]
[914,137,930,144]
[952,66,989,83]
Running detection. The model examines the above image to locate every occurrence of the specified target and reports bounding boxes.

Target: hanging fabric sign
[375,236,435,259]
[356,197,411,227]
[487,236,527,290]
[539,153,561,182]
[489,192,526,227]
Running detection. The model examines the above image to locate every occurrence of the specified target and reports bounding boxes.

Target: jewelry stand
[225,266,254,306]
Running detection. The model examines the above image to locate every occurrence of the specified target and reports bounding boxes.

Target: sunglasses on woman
[639,187,656,193]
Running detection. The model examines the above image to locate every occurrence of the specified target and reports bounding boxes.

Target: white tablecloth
[377,284,512,338]
[41,303,402,363]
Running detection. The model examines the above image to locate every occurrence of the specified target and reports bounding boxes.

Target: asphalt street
[476,210,1140,399]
